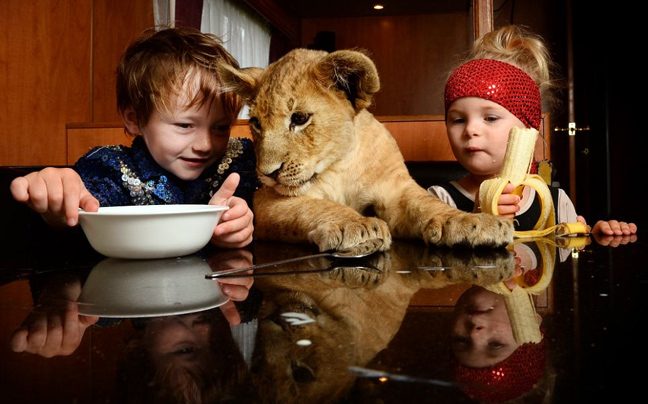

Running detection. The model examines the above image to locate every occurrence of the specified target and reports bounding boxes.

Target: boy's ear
[120,107,140,136]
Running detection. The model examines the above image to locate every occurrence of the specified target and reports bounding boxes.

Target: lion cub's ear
[314,50,381,111]
[218,64,265,102]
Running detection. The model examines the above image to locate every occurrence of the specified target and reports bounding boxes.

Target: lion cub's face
[220,49,380,196]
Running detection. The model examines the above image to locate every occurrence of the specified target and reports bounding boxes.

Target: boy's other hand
[10,167,99,227]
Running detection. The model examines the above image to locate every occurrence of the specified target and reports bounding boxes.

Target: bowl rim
[78,204,229,217]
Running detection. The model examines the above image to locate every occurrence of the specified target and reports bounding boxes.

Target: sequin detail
[444,59,542,129]
[452,335,546,402]
[74,136,258,207]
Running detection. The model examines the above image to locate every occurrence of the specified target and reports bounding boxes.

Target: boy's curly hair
[116,27,243,132]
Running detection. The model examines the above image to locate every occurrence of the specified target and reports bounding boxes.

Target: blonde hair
[116,27,243,132]
[463,25,561,111]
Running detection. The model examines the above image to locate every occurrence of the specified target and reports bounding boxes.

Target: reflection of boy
[118,309,258,403]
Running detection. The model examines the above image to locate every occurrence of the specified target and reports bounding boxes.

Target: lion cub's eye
[248,117,262,132]
[290,112,311,127]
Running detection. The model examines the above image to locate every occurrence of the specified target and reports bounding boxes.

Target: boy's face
[136,79,233,181]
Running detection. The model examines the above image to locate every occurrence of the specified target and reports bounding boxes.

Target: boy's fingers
[209,173,240,206]
[9,328,29,352]
[79,191,100,213]
[9,177,30,202]
[61,176,85,226]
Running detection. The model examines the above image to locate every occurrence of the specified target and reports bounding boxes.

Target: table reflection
[0,233,643,403]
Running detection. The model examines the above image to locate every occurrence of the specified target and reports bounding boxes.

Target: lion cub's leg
[385,184,514,248]
[254,188,392,252]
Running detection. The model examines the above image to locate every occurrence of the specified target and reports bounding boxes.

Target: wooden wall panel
[66,121,253,165]
[66,115,551,165]
[66,123,131,165]
[381,115,454,161]
[0,0,154,166]
[0,0,92,166]
[300,13,470,116]
[92,0,154,122]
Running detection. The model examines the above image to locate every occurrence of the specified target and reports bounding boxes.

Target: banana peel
[478,127,589,238]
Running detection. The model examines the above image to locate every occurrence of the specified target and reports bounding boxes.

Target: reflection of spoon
[205,239,383,279]
[417,265,498,271]
[209,264,378,279]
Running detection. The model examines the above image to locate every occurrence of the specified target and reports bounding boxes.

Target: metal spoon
[205,239,383,279]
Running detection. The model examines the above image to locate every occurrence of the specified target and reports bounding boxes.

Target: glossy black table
[0,221,643,403]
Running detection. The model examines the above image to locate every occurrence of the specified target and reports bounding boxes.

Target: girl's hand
[208,173,254,248]
[496,183,521,219]
[591,219,637,236]
[10,167,99,227]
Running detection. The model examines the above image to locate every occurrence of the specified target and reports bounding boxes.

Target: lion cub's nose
[265,163,283,180]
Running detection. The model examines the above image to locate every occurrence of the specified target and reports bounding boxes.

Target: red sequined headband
[445,59,542,130]
[451,336,547,402]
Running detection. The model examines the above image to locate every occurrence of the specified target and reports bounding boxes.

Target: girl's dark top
[74,136,259,208]
[434,182,560,231]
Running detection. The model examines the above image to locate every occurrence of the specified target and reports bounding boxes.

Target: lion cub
[219,48,513,252]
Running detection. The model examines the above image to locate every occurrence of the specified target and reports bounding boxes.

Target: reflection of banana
[487,282,543,344]
[485,238,558,344]
[479,127,588,238]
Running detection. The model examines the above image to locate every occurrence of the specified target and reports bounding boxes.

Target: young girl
[10,27,259,248]
[428,25,636,237]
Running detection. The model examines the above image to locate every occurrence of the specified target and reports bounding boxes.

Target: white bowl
[78,205,229,259]
[77,256,229,318]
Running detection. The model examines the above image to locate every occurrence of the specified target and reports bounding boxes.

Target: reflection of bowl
[78,256,229,317]
[78,205,228,259]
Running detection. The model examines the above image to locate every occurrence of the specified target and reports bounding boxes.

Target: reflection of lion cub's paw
[328,266,384,288]
[308,217,392,252]
[426,212,514,248]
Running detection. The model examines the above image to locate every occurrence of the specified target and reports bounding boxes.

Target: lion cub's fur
[220,48,514,251]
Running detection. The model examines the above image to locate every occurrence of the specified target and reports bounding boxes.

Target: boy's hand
[208,173,254,248]
[208,249,255,325]
[10,167,99,227]
[9,275,98,358]
[10,301,99,358]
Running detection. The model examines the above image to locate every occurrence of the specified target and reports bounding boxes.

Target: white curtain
[202,0,271,68]
[153,0,175,28]
[152,0,271,117]
[201,0,271,117]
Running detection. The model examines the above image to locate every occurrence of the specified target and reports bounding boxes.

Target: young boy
[11,27,259,249]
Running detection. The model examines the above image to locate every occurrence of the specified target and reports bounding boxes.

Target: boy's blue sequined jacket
[74,136,259,207]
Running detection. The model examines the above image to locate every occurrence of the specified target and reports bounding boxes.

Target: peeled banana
[478,127,588,238]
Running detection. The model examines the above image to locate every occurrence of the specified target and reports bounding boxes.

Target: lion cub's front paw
[425,213,514,248]
[309,216,392,252]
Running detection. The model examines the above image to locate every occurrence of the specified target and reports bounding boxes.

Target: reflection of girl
[450,243,555,402]
[451,285,541,368]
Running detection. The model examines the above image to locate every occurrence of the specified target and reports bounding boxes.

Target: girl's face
[125,76,233,181]
[446,97,527,179]
[451,286,519,367]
